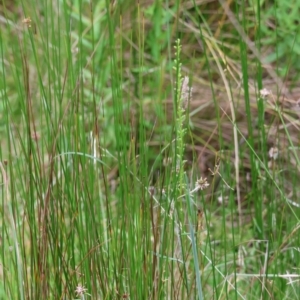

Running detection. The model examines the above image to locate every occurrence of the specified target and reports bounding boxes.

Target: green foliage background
[0,0,300,299]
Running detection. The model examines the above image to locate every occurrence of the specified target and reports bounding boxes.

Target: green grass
[1,0,300,299]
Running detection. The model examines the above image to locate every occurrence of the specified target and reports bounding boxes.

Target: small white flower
[22,17,32,27]
[181,76,192,109]
[260,88,271,99]
[195,177,209,191]
[217,196,223,204]
[75,284,88,297]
